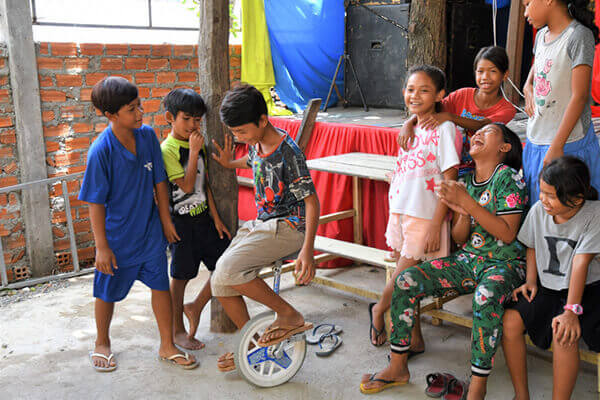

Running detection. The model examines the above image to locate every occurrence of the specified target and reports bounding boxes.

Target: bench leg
[431,297,443,326]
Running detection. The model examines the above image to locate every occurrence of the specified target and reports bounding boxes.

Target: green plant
[181,0,240,38]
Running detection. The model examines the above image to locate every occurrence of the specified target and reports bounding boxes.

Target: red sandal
[443,377,469,400]
[425,372,455,398]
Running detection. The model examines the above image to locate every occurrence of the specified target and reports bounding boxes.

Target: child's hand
[214,218,232,240]
[423,224,441,253]
[419,113,450,131]
[543,145,563,167]
[211,134,234,169]
[397,130,415,151]
[437,181,470,214]
[552,311,581,346]
[163,221,180,243]
[294,249,315,285]
[189,131,204,154]
[524,85,534,118]
[511,282,538,302]
[95,246,118,276]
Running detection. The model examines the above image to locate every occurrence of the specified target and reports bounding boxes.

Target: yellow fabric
[241,0,292,116]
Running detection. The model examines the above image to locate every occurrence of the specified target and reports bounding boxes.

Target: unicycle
[234,253,308,387]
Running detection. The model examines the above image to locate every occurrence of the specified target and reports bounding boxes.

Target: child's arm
[172,132,203,194]
[424,167,458,252]
[523,64,535,117]
[206,184,231,240]
[421,112,491,133]
[450,211,471,245]
[544,65,592,166]
[211,134,250,169]
[512,247,539,302]
[398,115,417,151]
[295,193,320,285]
[88,203,118,275]
[552,253,595,346]
[155,180,180,243]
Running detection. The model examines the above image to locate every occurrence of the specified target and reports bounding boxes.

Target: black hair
[492,122,522,171]
[540,156,598,207]
[406,65,446,113]
[220,83,268,127]
[91,76,138,115]
[473,46,509,74]
[162,88,207,119]
[561,0,600,44]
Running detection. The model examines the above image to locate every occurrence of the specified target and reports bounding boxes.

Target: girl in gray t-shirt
[503,156,600,400]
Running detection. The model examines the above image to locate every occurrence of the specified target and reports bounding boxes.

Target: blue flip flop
[305,323,343,344]
[315,333,342,357]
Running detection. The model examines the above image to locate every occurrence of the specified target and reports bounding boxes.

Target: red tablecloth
[236,117,400,268]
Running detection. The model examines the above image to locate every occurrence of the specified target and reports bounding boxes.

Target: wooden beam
[295,98,321,152]
[318,209,356,224]
[506,0,526,104]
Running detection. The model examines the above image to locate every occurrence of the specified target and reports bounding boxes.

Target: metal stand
[324,53,368,112]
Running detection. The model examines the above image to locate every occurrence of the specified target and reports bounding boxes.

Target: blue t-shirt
[78,124,168,266]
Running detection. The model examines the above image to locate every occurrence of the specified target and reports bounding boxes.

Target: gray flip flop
[305,323,343,344]
[316,333,343,357]
[89,351,117,372]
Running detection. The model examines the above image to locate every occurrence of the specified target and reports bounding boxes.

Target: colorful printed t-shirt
[462,164,527,260]
[247,129,316,231]
[442,87,516,174]
[161,135,208,217]
[389,121,460,219]
[518,200,600,290]
[527,20,595,145]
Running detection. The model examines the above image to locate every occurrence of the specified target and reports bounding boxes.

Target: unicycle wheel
[234,311,307,387]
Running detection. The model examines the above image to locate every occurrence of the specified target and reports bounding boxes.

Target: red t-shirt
[441,87,516,125]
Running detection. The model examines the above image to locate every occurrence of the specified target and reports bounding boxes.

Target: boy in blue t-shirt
[79,77,197,371]
[160,89,231,350]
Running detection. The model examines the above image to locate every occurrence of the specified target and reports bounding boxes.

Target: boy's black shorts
[506,280,600,352]
[169,212,230,280]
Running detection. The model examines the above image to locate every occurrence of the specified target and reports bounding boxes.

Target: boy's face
[106,97,143,131]
[167,111,203,141]
[226,114,268,145]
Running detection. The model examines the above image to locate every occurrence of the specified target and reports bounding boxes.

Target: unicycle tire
[234,311,307,387]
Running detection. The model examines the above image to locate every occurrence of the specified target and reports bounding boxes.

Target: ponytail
[565,0,600,44]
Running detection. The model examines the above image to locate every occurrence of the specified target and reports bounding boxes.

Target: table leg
[352,176,363,244]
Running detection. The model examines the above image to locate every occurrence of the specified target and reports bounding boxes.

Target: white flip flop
[316,333,343,357]
[305,323,343,344]
[159,352,199,370]
[89,351,117,372]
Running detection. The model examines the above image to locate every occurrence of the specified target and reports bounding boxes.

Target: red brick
[11,221,22,233]
[46,156,55,167]
[125,57,147,70]
[73,123,92,133]
[42,110,55,122]
[40,90,66,102]
[45,140,60,152]
[193,45,199,56]
[53,226,66,238]
[0,89,10,103]
[157,72,176,84]
[39,42,50,55]
[100,58,123,70]
[0,193,5,206]
[77,246,95,261]
[152,44,171,57]
[142,99,161,113]
[170,59,189,69]
[153,114,168,126]
[148,58,168,70]
[38,75,53,87]
[54,239,70,251]
[43,124,69,137]
[230,55,241,67]
[95,123,108,133]
[190,57,199,67]
[86,73,107,86]
[178,72,197,82]
[52,42,77,56]
[65,58,90,70]
[0,225,9,237]
[80,43,104,56]
[52,180,79,196]
[138,87,150,98]
[135,72,155,84]
[161,128,170,139]
[74,220,91,233]
[0,59,6,69]
[105,44,129,55]
[65,137,89,151]
[56,74,83,87]
[6,234,25,250]
[66,166,86,175]
[61,105,85,119]
[173,45,194,56]
[37,57,63,70]
[152,87,171,98]
[0,146,13,157]
[143,116,152,125]
[130,45,151,56]
[0,130,15,145]
[0,116,13,127]
[54,152,81,167]
[52,211,66,223]
[76,232,95,244]
[80,88,93,101]
[77,207,89,219]
[0,176,17,187]
[0,75,8,86]
[111,73,132,82]
[3,162,17,174]
[230,44,241,55]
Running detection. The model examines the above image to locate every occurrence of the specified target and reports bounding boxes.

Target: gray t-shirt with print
[518,200,600,290]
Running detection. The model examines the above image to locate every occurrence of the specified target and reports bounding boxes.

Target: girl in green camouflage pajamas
[360,123,527,399]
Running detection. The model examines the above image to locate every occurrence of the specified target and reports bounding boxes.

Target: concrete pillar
[0,0,55,277]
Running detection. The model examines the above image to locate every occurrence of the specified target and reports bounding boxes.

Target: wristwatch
[563,304,583,315]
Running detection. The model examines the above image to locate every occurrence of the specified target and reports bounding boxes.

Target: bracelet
[563,304,583,315]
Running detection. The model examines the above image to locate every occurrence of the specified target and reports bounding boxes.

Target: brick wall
[0,42,242,283]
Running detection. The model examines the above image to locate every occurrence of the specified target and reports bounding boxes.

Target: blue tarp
[264,0,345,113]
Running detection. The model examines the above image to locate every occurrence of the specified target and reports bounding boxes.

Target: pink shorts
[385,213,450,261]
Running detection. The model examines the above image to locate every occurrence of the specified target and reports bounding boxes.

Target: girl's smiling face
[475,58,507,95]
[539,178,583,219]
[469,124,511,160]
[403,71,444,117]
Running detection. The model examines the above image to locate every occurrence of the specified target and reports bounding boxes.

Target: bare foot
[371,303,387,346]
[174,330,205,350]
[92,343,116,369]
[159,345,197,367]
[360,365,410,391]
[183,303,201,339]
[259,311,305,344]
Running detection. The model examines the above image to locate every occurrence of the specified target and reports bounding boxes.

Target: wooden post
[295,98,321,152]
[407,0,447,70]
[198,0,238,334]
[506,0,526,104]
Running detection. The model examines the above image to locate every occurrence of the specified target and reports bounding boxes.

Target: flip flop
[368,303,386,347]
[359,372,408,394]
[443,378,469,400]
[89,351,117,372]
[315,333,343,357]
[306,323,343,344]
[257,322,313,347]
[387,349,425,363]
[425,372,455,398]
[217,352,235,372]
[159,352,199,370]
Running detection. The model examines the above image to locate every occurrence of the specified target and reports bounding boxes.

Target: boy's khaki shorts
[211,218,304,297]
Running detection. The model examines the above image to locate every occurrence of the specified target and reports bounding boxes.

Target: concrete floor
[1,265,598,400]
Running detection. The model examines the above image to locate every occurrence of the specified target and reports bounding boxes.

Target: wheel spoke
[259,361,266,375]
[268,361,275,376]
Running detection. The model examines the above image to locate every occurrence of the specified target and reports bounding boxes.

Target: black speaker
[345,3,410,109]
